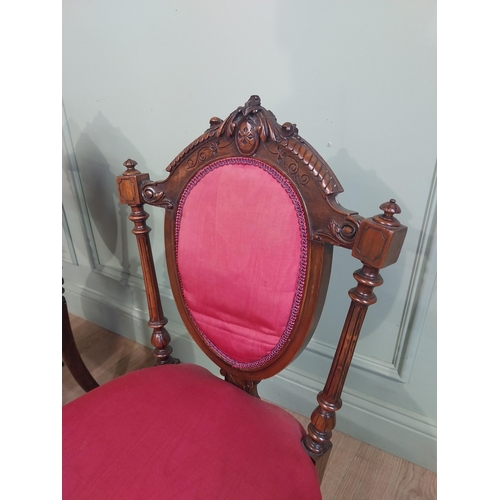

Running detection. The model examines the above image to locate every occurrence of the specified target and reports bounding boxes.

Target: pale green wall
[63,0,436,471]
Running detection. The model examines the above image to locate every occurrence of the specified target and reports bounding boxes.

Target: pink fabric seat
[63,363,322,499]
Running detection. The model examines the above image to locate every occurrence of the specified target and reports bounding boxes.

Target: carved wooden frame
[116,95,407,481]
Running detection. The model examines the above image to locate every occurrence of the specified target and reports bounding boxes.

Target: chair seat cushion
[63,363,322,500]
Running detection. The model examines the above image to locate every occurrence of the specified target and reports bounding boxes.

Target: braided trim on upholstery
[175,157,308,370]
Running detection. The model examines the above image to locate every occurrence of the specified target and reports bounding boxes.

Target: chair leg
[62,297,99,393]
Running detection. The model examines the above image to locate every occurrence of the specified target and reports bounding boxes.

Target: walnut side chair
[62,96,407,499]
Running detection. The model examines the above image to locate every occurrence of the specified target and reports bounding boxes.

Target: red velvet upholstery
[63,364,321,500]
[176,158,308,369]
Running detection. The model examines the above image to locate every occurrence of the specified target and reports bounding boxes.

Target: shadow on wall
[328,147,411,219]
[65,111,195,361]
[65,112,148,338]
[314,147,419,345]
[70,111,146,264]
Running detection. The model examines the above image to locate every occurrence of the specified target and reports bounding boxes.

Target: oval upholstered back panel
[175,157,308,370]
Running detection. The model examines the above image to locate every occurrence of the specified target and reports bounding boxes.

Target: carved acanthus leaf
[215,95,298,155]
[165,95,343,197]
[218,96,341,195]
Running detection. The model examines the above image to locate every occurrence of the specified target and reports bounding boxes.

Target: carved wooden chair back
[117,96,406,382]
[136,98,346,379]
[116,95,407,479]
[63,96,406,500]
[117,96,407,480]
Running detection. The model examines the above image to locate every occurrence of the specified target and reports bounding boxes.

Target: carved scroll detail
[141,182,173,209]
[313,213,363,249]
[217,96,341,195]
[186,140,221,170]
[165,96,342,197]
[166,119,221,173]
[282,137,339,195]
[261,133,341,195]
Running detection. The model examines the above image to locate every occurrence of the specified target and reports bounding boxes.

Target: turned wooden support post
[116,159,179,365]
[303,199,407,481]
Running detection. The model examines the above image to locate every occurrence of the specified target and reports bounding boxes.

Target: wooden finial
[122,159,140,176]
[374,199,402,228]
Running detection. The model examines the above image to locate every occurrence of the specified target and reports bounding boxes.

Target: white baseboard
[264,367,436,472]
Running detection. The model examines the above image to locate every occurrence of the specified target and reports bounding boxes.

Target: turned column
[302,199,407,481]
[116,159,179,365]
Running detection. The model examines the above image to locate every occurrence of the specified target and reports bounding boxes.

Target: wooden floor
[63,314,437,500]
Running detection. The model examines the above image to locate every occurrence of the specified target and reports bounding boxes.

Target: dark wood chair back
[116,95,407,479]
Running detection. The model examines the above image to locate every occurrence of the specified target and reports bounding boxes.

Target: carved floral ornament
[214,95,297,157]
[166,95,341,197]
[218,96,342,196]
[236,120,258,155]
[143,96,363,248]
